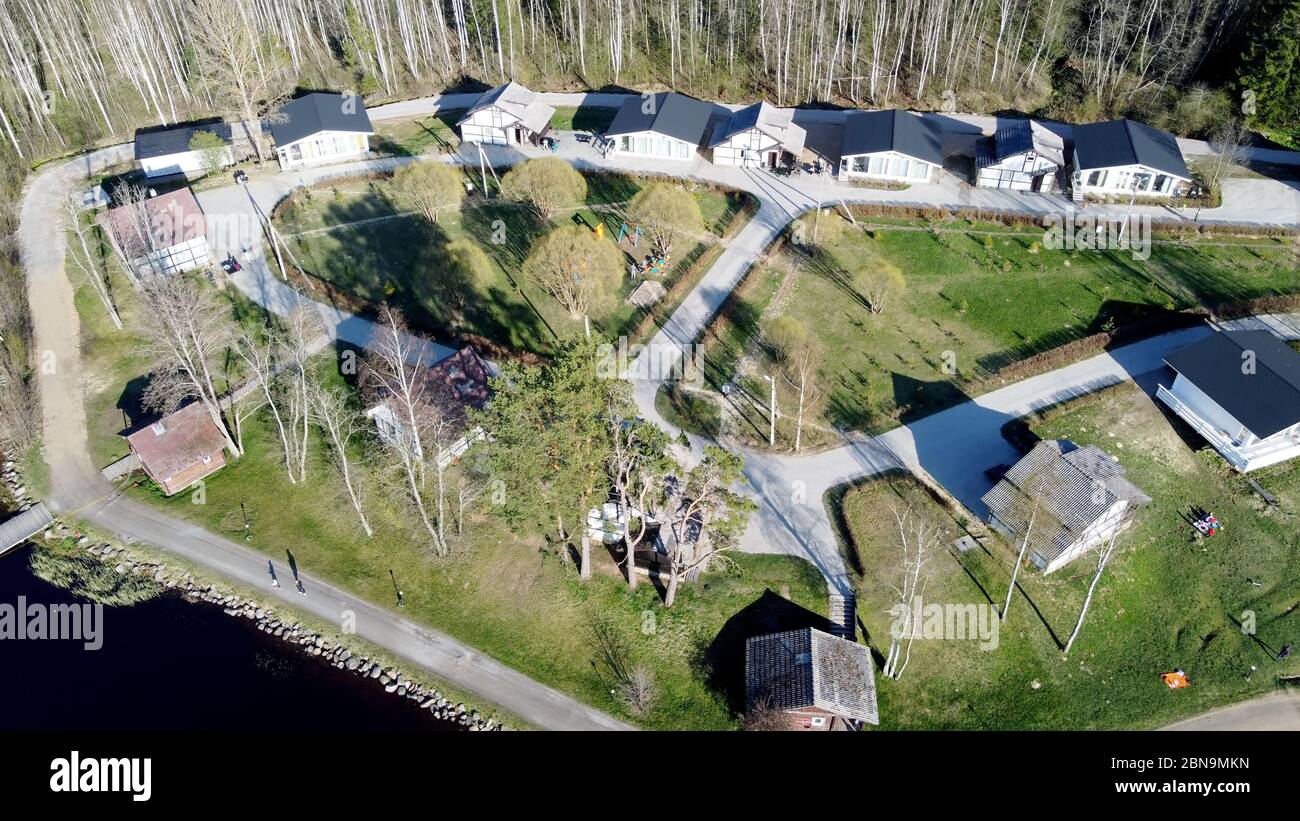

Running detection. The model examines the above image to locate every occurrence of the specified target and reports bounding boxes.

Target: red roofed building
[100,187,211,277]
[125,402,228,495]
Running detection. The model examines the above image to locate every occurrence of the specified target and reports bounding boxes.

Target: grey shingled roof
[709,101,806,156]
[745,627,879,724]
[605,92,713,146]
[1071,118,1190,179]
[458,81,555,135]
[1165,330,1300,438]
[981,440,1149,565]
[270,92,374,147]
[841,109,944,165]
[135,122,233,161]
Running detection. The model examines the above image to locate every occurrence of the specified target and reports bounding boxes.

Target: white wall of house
[461,108,531,146]
[365,403,484,469]
[141,147,235,179]
[276,130,370,170]
[610,131,696,161]
[1073,163,1186,197]
[1036,500,1131,574]
[839,151,936,183]
[1160,375,1300,471]
[976,152,1059,191]
[712,129,784,168]
[130,236,210,276]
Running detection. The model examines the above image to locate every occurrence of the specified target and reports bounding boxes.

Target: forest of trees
[0,0,1295,163]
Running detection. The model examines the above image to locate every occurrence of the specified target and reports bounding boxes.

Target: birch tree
[882,502,938,680]
[363,306,445,555]
[1063,527,1127,656]
[65,197,123,330]
[309,381,374,538]
[138,273,241,456]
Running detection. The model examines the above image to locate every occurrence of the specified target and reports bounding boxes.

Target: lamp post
[763,374,777,447]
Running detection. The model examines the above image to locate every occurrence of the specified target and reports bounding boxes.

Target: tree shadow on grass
[698,589,831,717]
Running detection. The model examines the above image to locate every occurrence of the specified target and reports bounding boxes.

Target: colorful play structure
[613,221,671,277]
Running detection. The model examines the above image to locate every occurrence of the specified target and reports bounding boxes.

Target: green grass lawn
[278,171,751,357]
[550,106,618,134]
[125,407,827,729]
[732,214,1300,435]
[371,110,465,156]
[655,383,721,439]
[837,383,1300,729]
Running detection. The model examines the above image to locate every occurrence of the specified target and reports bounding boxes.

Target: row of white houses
[130,82,1194,199]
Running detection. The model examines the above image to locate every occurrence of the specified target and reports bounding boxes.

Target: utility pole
[763,373,777,447]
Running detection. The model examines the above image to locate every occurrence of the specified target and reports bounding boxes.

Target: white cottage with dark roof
[981,439,1150,575]
[1157,330,1300,472]
[270,92,374,170]
[457,82,555,146]
[838,109,945,184]
[134,121,237,179]
[975,120,1065,192]
[709,101,806,169]
[603,92,713,162]
[1070,118,1191,198]
[744,627,879,730]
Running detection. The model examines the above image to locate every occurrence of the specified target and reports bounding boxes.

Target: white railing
[1156,385,1248,471]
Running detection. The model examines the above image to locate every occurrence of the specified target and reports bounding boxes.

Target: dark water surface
[0,545,459,731]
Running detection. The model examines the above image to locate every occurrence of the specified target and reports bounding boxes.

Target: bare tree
[1063,526,1127,656]
[661,446,752,607]
[1200,117,1250,200]
[189,0,291,163]
[233,331,298,481]
[882,502,939,680]
[765,317,823,452]
[363,307,445,555]
[606,412,668,591]
[65,196,122,329]
[309,382,374,538]
[138,273,240,455]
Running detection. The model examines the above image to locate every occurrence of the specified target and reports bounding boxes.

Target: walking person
[268,560,279,589]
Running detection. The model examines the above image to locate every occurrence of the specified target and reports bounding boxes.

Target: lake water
[0,545,460,731]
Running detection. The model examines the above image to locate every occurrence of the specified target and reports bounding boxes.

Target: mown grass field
[838,383,1300,729]
[726,213,1300,436]
[277,170,751,357]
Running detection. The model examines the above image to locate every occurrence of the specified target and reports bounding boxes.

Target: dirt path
[19,146,133,511]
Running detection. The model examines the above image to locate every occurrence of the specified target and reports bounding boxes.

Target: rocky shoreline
[38,522,506,731]
[1,458,33,512]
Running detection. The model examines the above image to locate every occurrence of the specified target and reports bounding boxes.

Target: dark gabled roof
[840,109,944,165]
[270,92,374,147]
[134,121,233,161]
[981,440,1150,565]
[605,92,713,146]
[745,627,879,724]
[1165,330,1300,438]
[1072,118,1190,179]
[975,120,1065,169]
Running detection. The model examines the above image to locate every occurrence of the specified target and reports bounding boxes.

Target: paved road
[19,149,631,732]
[85,493,630,730]
[1164,690,1300,731]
